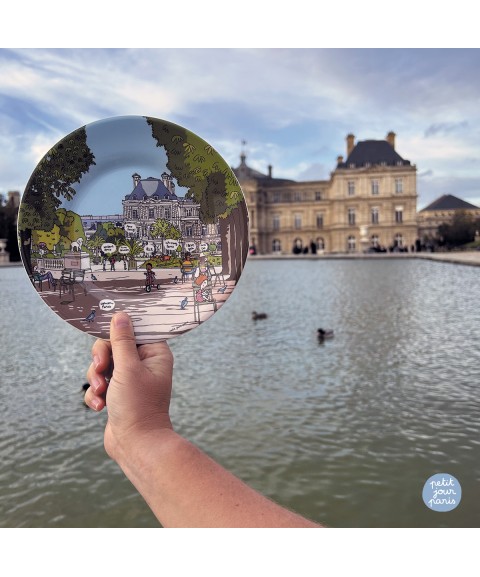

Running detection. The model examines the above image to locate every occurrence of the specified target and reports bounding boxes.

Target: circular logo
[422,473,462,512]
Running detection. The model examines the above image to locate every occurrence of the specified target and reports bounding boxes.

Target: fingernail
[114,313,130,328]
[91,398,102,411]
[93,355,101,369]
[90,376,101,393]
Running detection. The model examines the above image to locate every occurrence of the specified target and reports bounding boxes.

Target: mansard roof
[233,154,295,185]
[338,140,411,168]
[420,194,480,212]
[125,177,179,201]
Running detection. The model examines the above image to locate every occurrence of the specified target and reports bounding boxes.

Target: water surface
[1,259,479,527]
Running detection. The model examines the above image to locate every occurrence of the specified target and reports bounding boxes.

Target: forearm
[113,429,321,528]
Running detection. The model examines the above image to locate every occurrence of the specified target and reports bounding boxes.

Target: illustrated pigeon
[180,297,188,310]
[217,285,227,293]
[85,310,96,322]
[91,274,98,281]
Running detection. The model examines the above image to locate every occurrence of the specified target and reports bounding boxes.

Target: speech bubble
[164,239,179,251]
[101,243,116,254]
[184,241,196,253]
[199,242,208,252]
[118,245,130,255]
[143,244,155,253]
[99,299,116,312]
[124,223,137,234]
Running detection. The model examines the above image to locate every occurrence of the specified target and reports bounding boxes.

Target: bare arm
[85,313,321,528]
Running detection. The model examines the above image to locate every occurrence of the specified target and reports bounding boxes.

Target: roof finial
[241,139,247,165]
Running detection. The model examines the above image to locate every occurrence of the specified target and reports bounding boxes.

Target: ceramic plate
[18,116,249,343]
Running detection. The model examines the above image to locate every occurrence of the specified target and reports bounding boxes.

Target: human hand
[84,312,174,461]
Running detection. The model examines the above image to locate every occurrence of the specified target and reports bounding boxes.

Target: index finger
[91,338,113,373]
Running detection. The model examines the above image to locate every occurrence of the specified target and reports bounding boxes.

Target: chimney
[386,131,396,149]
[7,191,20,208]
[132,172,141,189]
[268,164,272,178]
[346,134,355,157]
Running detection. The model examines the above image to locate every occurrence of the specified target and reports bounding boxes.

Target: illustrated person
[193,274,212,303]
[33,265,57,289]
[84,312,321,528]
[110,255,116,271]
[144,262,156,288]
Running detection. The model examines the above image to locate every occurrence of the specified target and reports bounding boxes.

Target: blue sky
[2,47,480,210]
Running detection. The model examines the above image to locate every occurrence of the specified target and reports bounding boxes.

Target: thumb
[110,312,140,369]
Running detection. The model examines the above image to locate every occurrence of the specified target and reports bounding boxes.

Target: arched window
[347,235,356,252]
[292,238,303,254]
[272,239,282,253]
[394,233,403,247]
[316,237,325,250]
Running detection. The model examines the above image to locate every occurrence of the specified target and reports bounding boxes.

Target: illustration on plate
[18,116,249,342]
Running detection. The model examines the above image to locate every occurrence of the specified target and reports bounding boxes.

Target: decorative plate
[18,115,249,343]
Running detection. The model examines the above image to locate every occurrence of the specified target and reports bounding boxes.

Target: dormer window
[365,162,371,168]
[153,195,158,200]
[349,163,355,168]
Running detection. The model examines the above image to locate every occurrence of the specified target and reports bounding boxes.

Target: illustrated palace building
[234,132,418,255]
[121,172,220,248]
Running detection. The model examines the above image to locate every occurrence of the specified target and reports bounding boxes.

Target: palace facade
[235,132,418,254]
[121,172,220,249]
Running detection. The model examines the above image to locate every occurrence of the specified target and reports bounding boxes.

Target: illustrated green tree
[86,233,105,260]
[17,126,96,273]
[123,237,145,270]
[150,218,181,254]
[146,117,248,281]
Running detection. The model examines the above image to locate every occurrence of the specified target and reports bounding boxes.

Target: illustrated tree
[123,237,145,270]
[146,117,248,281]
[150,218,181,254]
[17,126,96,273]
[86,233,105,261]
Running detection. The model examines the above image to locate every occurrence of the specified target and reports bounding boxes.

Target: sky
[2,47,480,210]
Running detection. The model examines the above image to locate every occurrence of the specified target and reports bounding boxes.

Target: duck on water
[317,328,334,339]
[252,311,268,320]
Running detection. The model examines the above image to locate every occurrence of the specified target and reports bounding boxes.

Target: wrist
[105,416,175,466]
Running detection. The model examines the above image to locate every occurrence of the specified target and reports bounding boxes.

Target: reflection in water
[1,259,479,527]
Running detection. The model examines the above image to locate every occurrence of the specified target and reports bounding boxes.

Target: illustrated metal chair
[205,263,225,287]
[181,264,196,283]
[192,276,217,323]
